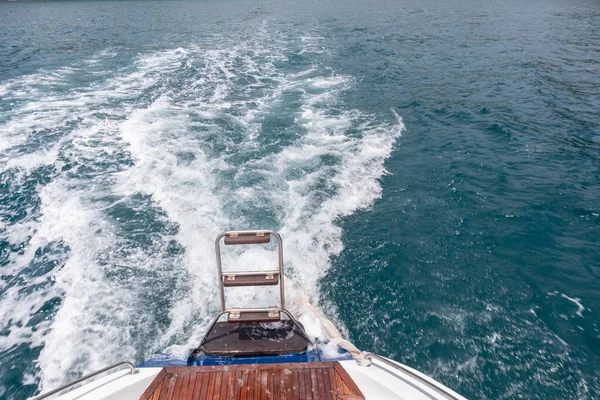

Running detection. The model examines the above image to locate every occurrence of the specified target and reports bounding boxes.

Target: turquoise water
[1,0,599,398]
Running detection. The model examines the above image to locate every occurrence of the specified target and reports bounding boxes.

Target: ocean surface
[1,0,599,398]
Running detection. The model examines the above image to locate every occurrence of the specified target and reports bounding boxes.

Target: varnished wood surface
[139,362,365,400]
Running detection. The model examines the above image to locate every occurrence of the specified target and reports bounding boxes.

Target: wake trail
[0,30,403,395]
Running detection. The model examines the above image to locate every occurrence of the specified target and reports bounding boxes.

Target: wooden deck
[139,362,365,400]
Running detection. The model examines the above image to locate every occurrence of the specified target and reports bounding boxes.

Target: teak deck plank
[333,364,363,396]
[213,372,223,400]
[139,362,364,400]
[172,375,183,400]
[327,369,337,399]
[309,369,318,399]
[152,382,163,400]
[207,371,217,400]
[298,370,306,400]
[140,369,167,400]
[220,372,229,400]
[291,369,298,400]
[194,373,204,400]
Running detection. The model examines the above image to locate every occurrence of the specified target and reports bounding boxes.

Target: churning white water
[0,30,402,392]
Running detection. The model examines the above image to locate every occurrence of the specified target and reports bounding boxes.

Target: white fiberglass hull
[43,356,466,400]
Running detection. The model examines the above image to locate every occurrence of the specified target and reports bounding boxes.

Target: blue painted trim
[137,344,353,368]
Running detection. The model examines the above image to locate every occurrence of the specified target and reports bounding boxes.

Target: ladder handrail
[32,361,137,400]
[215,230,285,311]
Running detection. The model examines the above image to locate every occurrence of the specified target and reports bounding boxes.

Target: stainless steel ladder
[190,229,312,360]
[215,229,285,323]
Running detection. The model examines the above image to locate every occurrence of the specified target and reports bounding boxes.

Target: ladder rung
[224,233,270,245]
[227,310,280,323]
[223,273,279,287]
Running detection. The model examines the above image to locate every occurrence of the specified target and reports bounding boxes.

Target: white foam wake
[0,31,403,394]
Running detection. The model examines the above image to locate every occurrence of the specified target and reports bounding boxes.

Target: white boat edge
[43,356,467,400]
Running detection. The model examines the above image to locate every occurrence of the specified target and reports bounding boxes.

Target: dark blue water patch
[103,193,179,250]
[0,342,40,400]
[0,249,65,399]
[20,243,68,286]
[98,192,190,341]
[175,151,196,167]
[60,136,133,182]
[0,166,55,228]
[319,5,600,387]
[0,243,66,325]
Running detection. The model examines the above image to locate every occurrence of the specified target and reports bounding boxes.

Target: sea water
[1,0,599,398]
